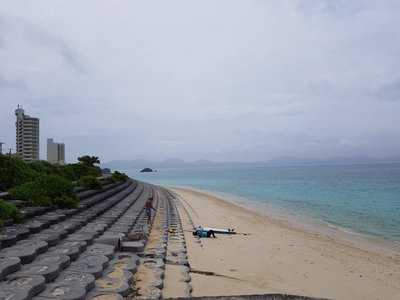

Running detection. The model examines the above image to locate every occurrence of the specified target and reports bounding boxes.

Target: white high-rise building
[15,106,40,161]
[47,138,65,165]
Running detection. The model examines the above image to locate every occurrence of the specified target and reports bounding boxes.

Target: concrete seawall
[168,294,328,300]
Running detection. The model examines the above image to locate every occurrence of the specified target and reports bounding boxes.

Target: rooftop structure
[15,105,40,161]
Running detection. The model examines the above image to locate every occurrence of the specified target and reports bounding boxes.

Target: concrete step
[0,181,142,299]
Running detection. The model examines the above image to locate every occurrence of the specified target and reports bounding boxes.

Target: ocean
[125,163,400,242]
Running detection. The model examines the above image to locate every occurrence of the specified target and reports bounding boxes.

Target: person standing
[144,196,156,224]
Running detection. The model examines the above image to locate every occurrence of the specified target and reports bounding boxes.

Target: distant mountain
[160,158,186,167]
[192,159,217,165]
[265,156,400,166]
[102,159,150,169]
[102,158,204,170]
[102,156,400,171]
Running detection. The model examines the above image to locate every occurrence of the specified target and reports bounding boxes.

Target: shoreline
[166,185,400,257]
[169,186,400,299]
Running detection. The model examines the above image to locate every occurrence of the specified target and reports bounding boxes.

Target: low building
[47,138,65,165]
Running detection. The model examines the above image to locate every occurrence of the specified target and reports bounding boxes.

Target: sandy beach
[170,187,400,300]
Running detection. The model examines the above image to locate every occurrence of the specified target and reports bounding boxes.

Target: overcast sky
[1,1,400,163]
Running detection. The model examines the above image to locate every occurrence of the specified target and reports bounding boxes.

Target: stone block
[59,240,87,253]
[37,282,86,300]
[87,292,124,300]
[94,268,133,296]
[35,254,71,270]
[69,254,109,279]
[0,232,18,247]
[121,241,144,253]
[66,233,96,245]
[0,256,21,280]
[48,245,80,261]
[86,243,115,259]
[1,274,46,298]
[57,270,96,292]
[94,235,122,248]
[17,263,61,283]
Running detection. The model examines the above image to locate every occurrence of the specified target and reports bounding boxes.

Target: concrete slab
[2,225,30,240]
[1,274,46,298]
[44,226,68,239]
[17,239,49,254]
[66,233,96,245]
[112,252,140,273]
[86,244,115,259]
[30,232,60,247]
[94,235,122,248]
[59,241,87,253]
[0,286,30,300]
[17,263,61,283]
[94,268,133,296]
[1,245,38,264]
[121,241,144,253]
[25,219,50,232]
[69,254,109,279]
[48,246,80,261]
[57,270,96,292]
[0,256,21,280]
[35,254,71,270]
[87,292,124,300]
[0,232,18,247]
[135,286,162,300]
[37,213,65,224]
[37,282,86,300]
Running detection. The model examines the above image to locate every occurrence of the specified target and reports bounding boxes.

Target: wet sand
[171,187,400,300]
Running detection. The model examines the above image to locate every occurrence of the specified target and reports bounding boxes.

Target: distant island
[140,168,154,173]
[103,156,400,170]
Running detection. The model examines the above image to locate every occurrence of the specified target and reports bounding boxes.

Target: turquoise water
[126,163,400,242]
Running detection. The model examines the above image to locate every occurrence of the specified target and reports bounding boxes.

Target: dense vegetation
[9,174,77,207]
[78,175,102,190]
[0,154,129,225]
[111,171,129,182]
[0,200,21,225]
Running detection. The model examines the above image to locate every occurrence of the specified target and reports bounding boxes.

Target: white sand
[171,187,400,300]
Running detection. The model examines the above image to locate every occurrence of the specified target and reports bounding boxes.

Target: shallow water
[126,163,400,242]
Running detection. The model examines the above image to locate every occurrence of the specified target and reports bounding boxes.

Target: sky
[1,0,400,163]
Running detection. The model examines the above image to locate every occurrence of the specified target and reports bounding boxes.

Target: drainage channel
[162,189,192,299]
[130,186,192,299]
[131,186,170,299]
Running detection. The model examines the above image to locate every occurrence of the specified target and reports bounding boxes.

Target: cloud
[23,25,87,74]
[375,80,400,102]
[0,75,26,90]
[0,13,87,74]
[0,1,399,162]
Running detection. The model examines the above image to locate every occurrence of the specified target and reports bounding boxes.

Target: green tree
[77,155,100,167]
[0,200,21,225]
[9,174,76,207]
[111,171,129,182]
[78,175,102,190]
[0,155,37,190]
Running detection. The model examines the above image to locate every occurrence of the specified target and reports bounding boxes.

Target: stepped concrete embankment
[1,178,328,300]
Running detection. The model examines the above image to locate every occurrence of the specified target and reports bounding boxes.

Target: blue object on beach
[193,227,212,238]
[193,229,207,238]
[198,230,209,238]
